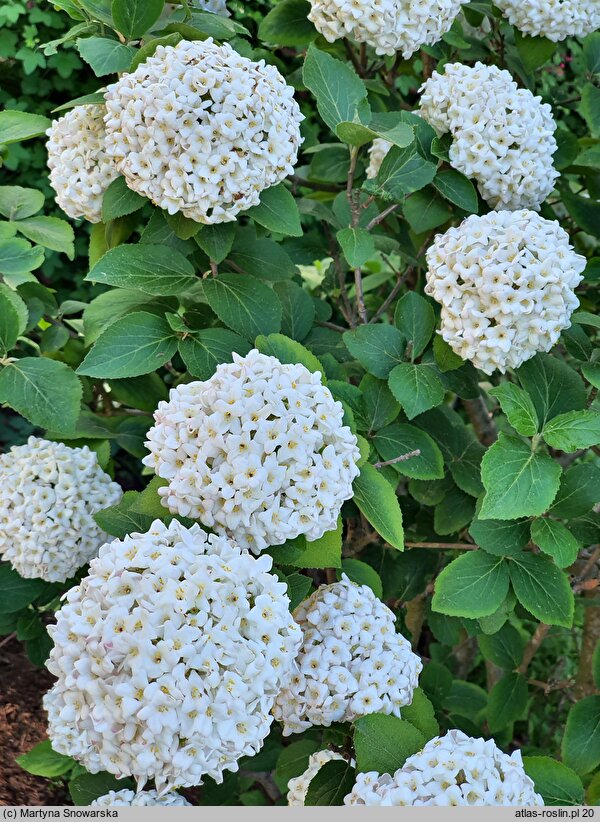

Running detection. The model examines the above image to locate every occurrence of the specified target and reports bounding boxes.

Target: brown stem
[343,39,366,77]
[373,449,421,469]
[209,259,218,278]
[405,541,477,550]
[317,320,347,333]
[518,623,551,674]
[463,396,498,446]
[405,595,426,646]
[366,203,400,231]
[354,267,368,323]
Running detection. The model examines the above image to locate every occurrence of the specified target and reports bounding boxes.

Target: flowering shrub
[1,0,599,809]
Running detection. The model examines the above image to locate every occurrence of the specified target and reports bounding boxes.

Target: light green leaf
[86,244,196,295]
[352,462,403,550]
[102,177,146,222]
[340,558,383,598]
[0,289,22,354]
[353,714,425,774]
[0,186,44,220]
[112,0,164,39]
[336,112,413,149]
[0,283,27,339]
[487,672,528,733]
[0,238,44,276]
[17,741,74,778]
[16,216,75,259]
[0,357,81,435]
[77,311,177,378]
[530,518,580,568]
[0,110,51,144]
[343,325,405,378]
[479,433,562,520]
[258,0,316,46]
[76,36,136,77]
[179,329,251,380]
[394,291,436,359]
[302,44,369,134]
[432,551,509,618]
[562,696,600,775]
[523,757,584,807]
[489,383,539,437]
[388,363,445,420]
[433,169,478,213]
[203,273,282,341]
[83,289,176,346]
[373,423,444,480]
[268,521,342,569]
[337,227,375,268]
[245,184,302,237]
[542,411,600,452]
[508,552,574,627]
[255,333,324,376]
[400,688,439,739]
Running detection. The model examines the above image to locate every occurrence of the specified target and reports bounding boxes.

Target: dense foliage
[1,0,599,808]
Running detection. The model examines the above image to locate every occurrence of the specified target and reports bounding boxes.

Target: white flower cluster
[345,730,544,806]
[0,437,122,583]
[419,62,558,211]
[92,790,191,806]
[288,750,350,805]
[425,210,585,374]
[46,104,118,223]
[308,0,465,57]
[494,0,600,41]
[273,577,422,735]
[143,350,360,554]
[192,0,230,14]
[44,519,301,792]
[103,39,302,224]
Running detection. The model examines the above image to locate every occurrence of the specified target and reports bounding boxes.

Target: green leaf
[394,291,435,359]
[359,374,400,432]
[523,757,584,807]
[112,0,164,39]
[434,485,475,535]
[488,383,539,437]
[86,244,196,295]
[542,411,600,452]
[508,552,574,627]
[283,572,312,611]
[17,741,74,778]
[0,357,81,435]
[401,688,439,739]
[388,363,445,420]
[580,83,600,138]
[479,433,562,520]
[530,518,580,568]
[518,354,586,426]
[269,522,342,569]
[403,188,450,233]
[69,772,135,806]
[433,335,464,372]
[0,564,47,613]
[302,44,368,134]
[0,186,44,220]
[582,362,600,390]
[0,238,44,277]
[255,333,324,376]
[594,639,600,691]
[365,145,437,202]
[373,423,444,480]
[245,184,302,237]
[562,696,600,776]
[469,517,530,557]
[203,273,282,340]
[551,463,600,518]
[433,169,478,213]
[583,31,600,74]
[76,36,136,76]
[52,92,108,113]
[478,624,524,671]
[336,112,414,149]
[16,216,74,259]
[353,714,425,774]
[274,281,315,342]
[179,329,251,380]
[337,227,375,268]
[94,491,155,539]
[83,289,177,346]
[432,551,509,618]
[515,30,556,72]
[195,223,236,264]
[78,312,177,378]
[0,110,51,144]
[130,32,183,72]
[305,760,356,806]
[487,672,528,733]
[276,740,320,786]
[102,176,146,222]
[353,462,403,550]
[340,558,382,598]
[0,287,23,354]
[343,325,405,378]
[258,0,316,46]
[562,189,600,238]
[229,237,297,282]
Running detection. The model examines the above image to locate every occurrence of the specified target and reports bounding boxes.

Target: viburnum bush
[0,0,599,809]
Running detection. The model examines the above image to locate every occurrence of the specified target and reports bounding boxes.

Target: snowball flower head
[418,62,558,210]
[103,39,302,224]
[143,350,360,554]
[425,210,585,374]
[345,730,544,806]
[44,519,301,792]
[0,437,122,583]
[494,0,600,41]
[308,0,465,57]
[92,790,191,806]
[273,577,422,734]
[46,104,118,223]
[288,750,353,805]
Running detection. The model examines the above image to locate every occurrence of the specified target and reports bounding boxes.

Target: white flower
[0,437,122,583]
[420,62,558,211]
[345,730,544,806]
[288,750,353,805]
[308,0,465,57]
[192,0,230,14]
[92,790,191,806]
[44,519,301,792]
[425,210,586,374]
[494,0,600,41]
[366,138,390,179]
[46,104,118,223]
[273,577,422,734]
[103,39,303,224]
[143,350,360,554]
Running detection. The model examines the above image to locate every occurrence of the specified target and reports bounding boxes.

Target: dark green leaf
[0,564,47,614]
[487,672,528,733]
[388,363,445,420]
[340,558,382,598]
[542,411,600,452]
[245,184,302,237]
[179,329,251,380]
[530,518,580,568]
[394,291,436,359]
[343,325,405,378]
[195,223,236,264]
[478,623,524,670]
[258,0,316,46]
[373,423,444,480]
[76,36,136,76]
[274,281,315,341]
[518,354,586,426]
[523,757,584,807]
[203,273,282,340]
[562,696,600,775]
[86,244,196,296]
[354,714,425,774]
[432,551,509,618]
[337,227,375,268]
[305,760,356,806]
[102,177,146,221]
[112,0,164,39]
[551,463,600,518]
[433,169,478,212]
[508,552,574,627]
